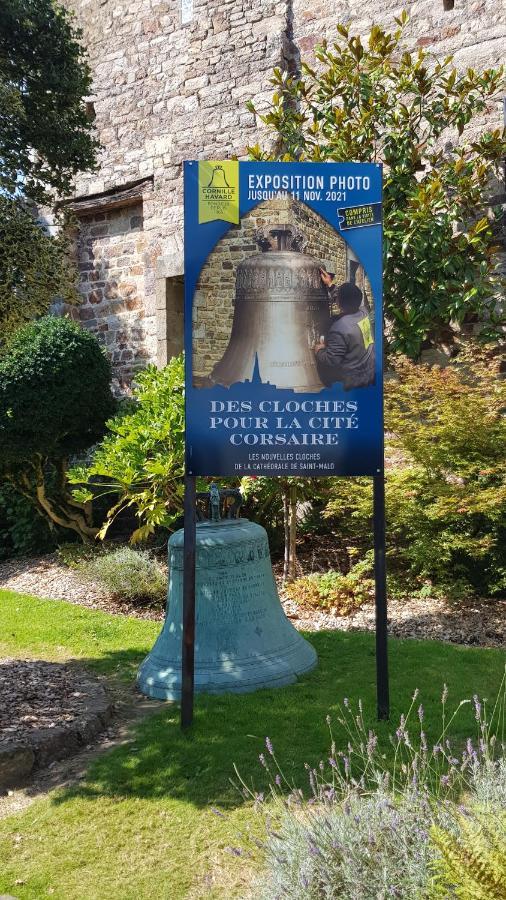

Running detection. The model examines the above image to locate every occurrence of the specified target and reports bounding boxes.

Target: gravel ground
[0,553,162,620]
[0,553,504,648]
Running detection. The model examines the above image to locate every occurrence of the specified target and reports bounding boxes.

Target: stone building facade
[63,0,505,383]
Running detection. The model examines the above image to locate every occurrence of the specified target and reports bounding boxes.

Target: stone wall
[62,0,290,379]
[71,202,154,387]
[63,0,505,380]
[291,0,505,140]
[192,197,350,378]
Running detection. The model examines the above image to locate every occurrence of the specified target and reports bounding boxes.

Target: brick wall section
[71,203,154,387]
[193,197,350,378]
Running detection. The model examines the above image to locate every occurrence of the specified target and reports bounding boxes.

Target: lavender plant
[232,674,505,899]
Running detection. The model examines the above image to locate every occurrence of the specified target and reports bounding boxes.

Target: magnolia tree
[247,14,505,358]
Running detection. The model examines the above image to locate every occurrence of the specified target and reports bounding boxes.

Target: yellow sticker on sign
[357,316,373,349]
[198,160,239,224]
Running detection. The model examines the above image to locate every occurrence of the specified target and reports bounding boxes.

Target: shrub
[70,357,184,543]
[0,316,115,541]
[323,348,506,598]
[284,559,374,614]
[0,483,59,559]
[56,541,106,569]
[430,809,506,899]
[241,677,506,900]
[77,547,166,605]
[248,16,505,357]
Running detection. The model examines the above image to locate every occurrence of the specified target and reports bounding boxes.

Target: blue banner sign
[184,161,383,477]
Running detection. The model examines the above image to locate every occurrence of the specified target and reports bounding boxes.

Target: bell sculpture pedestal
[137,518,317,700]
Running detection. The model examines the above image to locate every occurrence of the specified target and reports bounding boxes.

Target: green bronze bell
[137,488,317,700]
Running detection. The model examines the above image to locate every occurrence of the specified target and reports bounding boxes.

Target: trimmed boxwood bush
[0,316,115,541]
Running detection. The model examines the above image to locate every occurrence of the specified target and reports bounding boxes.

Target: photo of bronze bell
[210,225,331,392]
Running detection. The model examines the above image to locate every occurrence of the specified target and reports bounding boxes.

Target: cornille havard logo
[198,160,239,224]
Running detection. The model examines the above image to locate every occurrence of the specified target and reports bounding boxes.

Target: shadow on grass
[51,630,505,812]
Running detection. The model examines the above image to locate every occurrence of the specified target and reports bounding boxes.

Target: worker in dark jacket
[314,272,375,390]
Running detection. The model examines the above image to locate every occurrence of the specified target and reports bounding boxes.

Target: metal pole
[181,473,197,729]
[373,471,389,720]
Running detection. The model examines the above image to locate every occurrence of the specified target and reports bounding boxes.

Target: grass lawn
[0,589,504,899]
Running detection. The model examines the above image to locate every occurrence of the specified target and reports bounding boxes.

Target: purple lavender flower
[259,753,266,767]
[440,775,450,787]
[275,774,281,787]
[329,757,337,769]
[266,736,274,755]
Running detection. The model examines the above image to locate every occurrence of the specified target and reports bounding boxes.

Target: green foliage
[0,199,79,341]
[241,475,333,580]
[248,15,506,356]
[0,482,58,558]
[0,316,115,540]
[77,547,167,605]
[248,674,506,900]
[0,316,114,460]
[285,557,374,613]
[0,0,98,343]
[430,810,506,899]
[0,0,98,205]
[324,348,506,598]
[56,540,105,569]
[70,357,185,543]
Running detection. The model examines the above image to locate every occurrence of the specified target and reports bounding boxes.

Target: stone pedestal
[137,518,317,700]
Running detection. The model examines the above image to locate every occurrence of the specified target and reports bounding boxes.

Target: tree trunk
[9,458,99,542]
[283,483,290,584]
[288,482,297,581]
